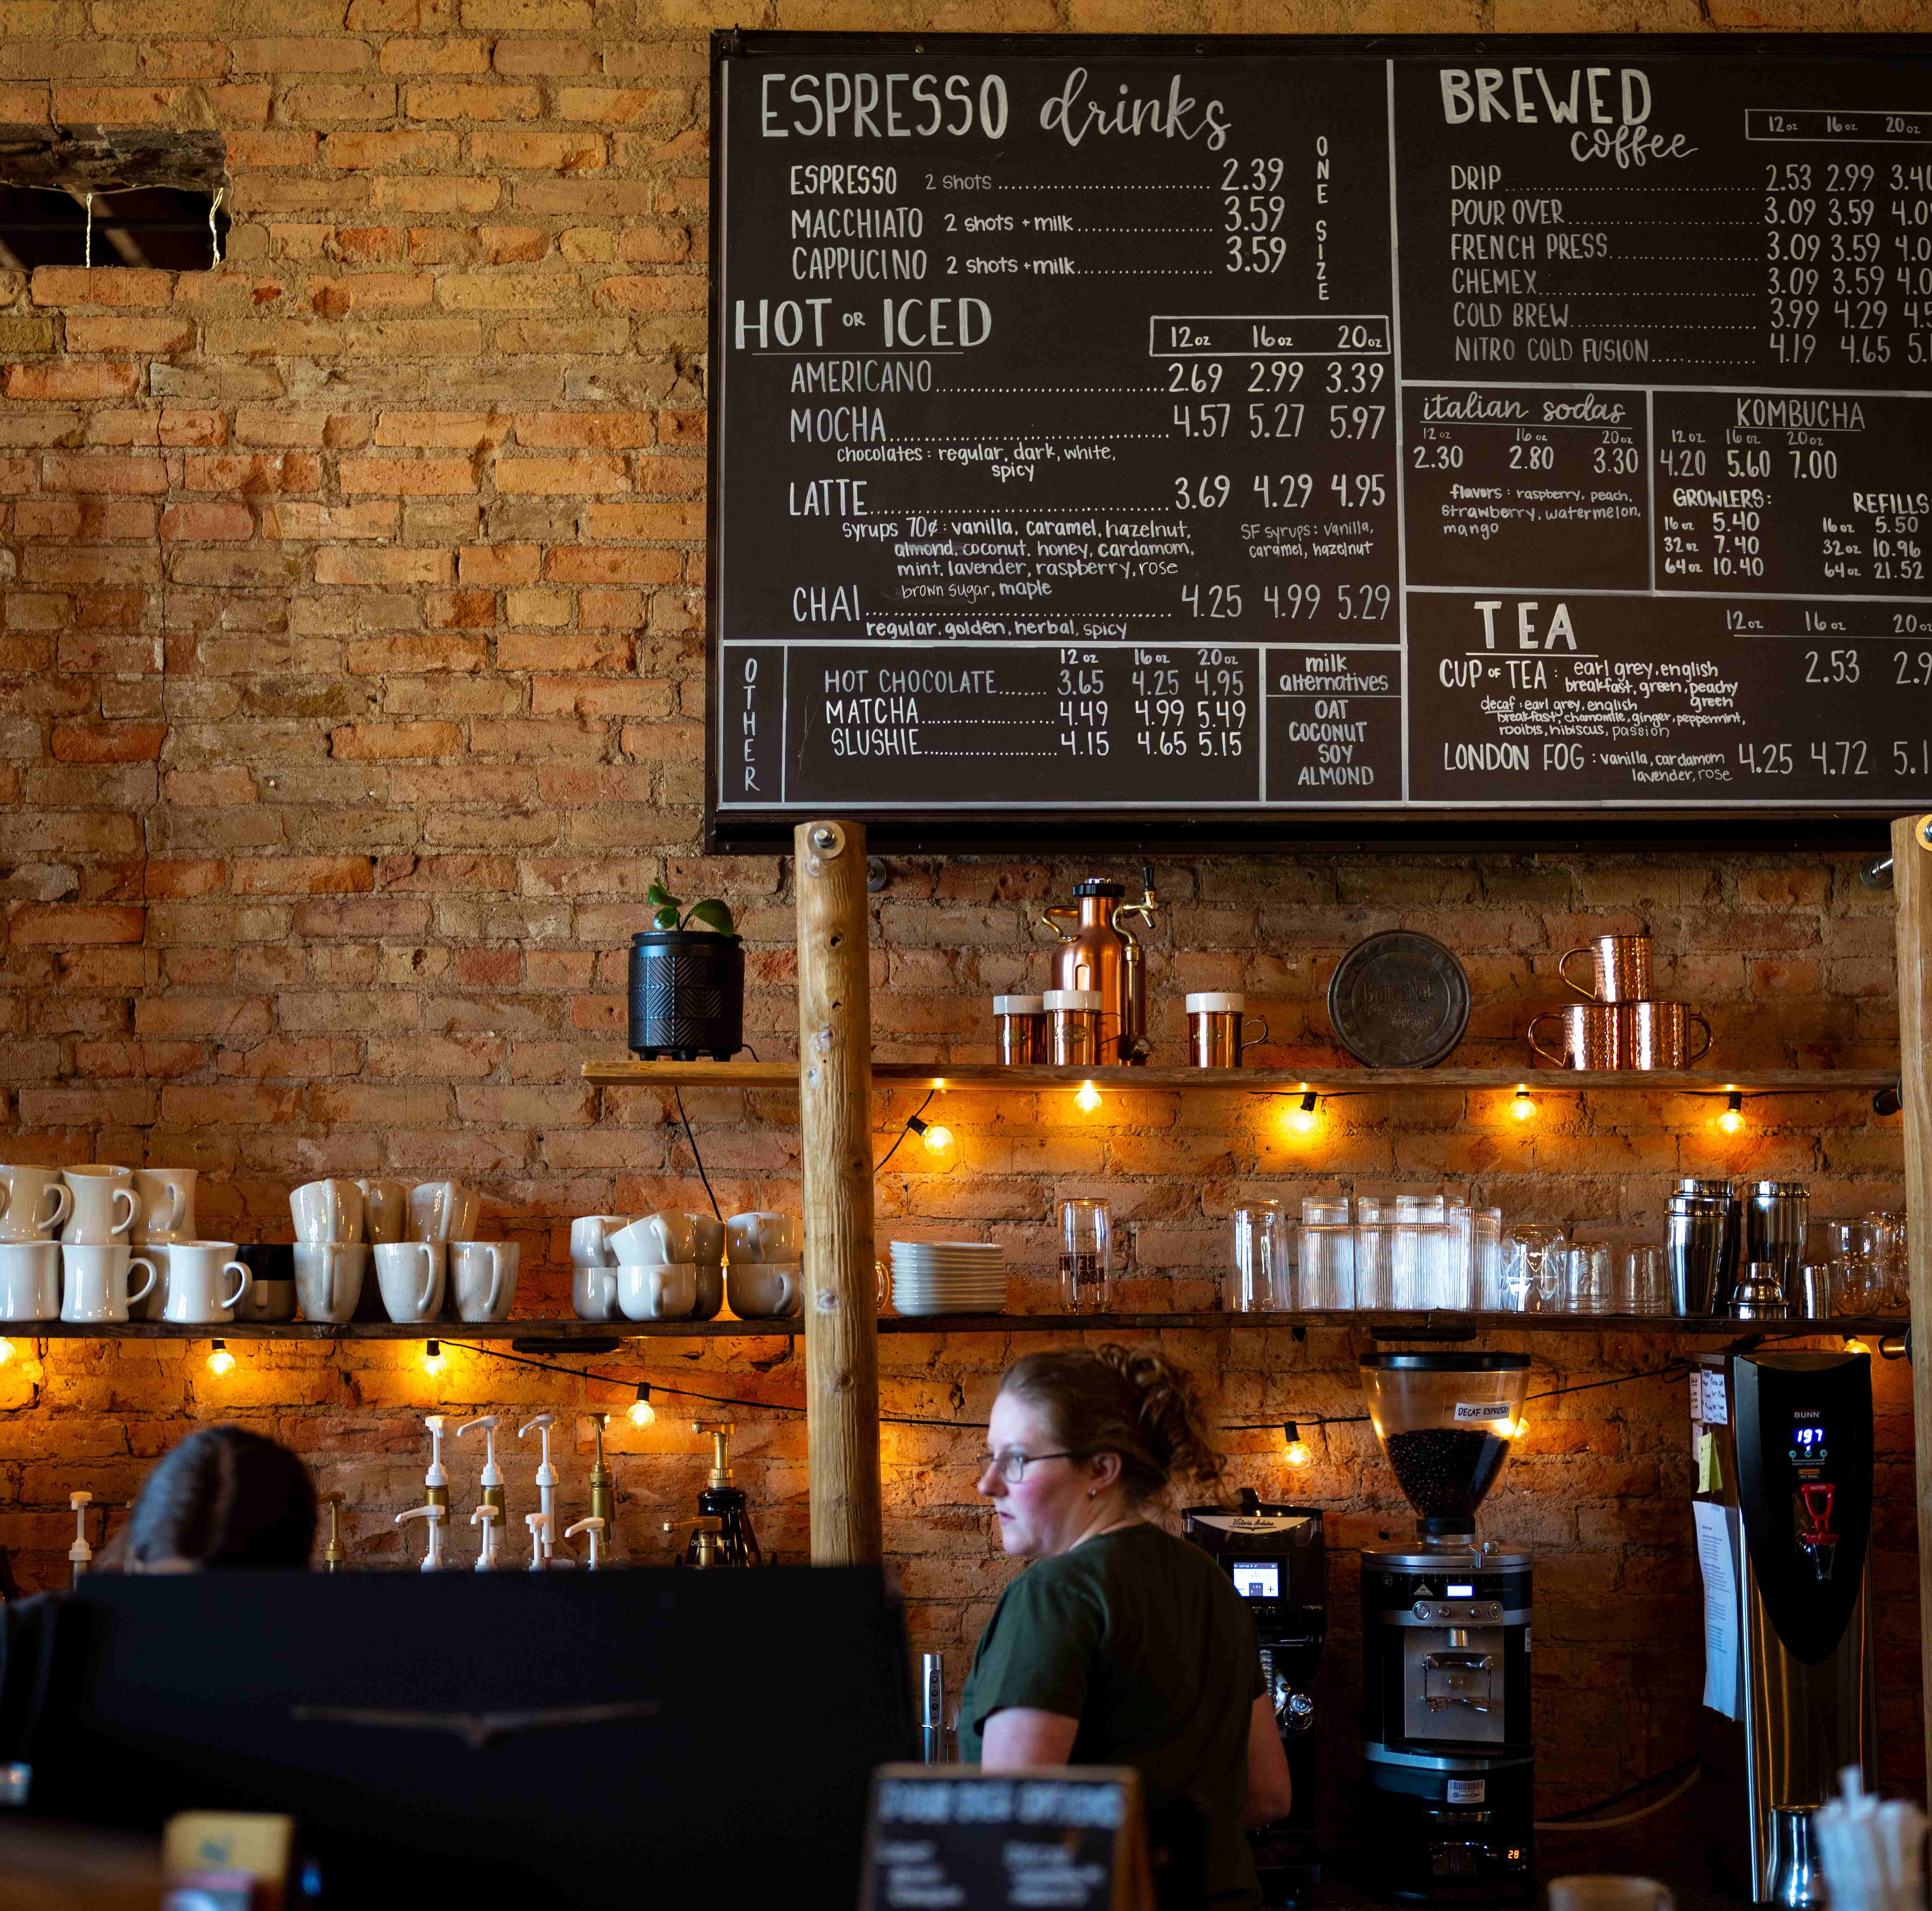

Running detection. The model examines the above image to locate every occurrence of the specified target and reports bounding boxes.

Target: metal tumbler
[1668,1195,1732,1315]
[1558,931,1655,1003]
[1745,1180,1809,1288]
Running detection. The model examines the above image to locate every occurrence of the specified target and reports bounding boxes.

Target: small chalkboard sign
[857,1765,1155,1911]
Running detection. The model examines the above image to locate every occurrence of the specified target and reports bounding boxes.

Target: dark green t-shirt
[957,1523,1266,1911]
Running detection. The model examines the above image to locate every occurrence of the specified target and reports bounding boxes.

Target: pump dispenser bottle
[320,1491,347,1572]
[564,1515,606,1569]
[396,1503,450,1571]
[524,1511,548,1571]
[588,1415,615,1531]
[422,1415,450,1527]
[519,1414,558,1565]
[471,1502,503,1572]
[686,1422,761,1567]
[457,1415,506,1530]
[68,1492,93,1586]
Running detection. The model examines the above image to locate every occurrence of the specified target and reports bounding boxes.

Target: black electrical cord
[672,1087,722,1223]
[1538,1756,1701,1826]
[874,1090,937,1175]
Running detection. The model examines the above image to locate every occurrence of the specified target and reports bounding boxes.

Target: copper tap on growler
[1037,866,1158,1065]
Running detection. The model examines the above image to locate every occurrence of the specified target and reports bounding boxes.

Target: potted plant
[628,881,744,1061]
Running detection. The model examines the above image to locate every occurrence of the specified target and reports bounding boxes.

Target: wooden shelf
[583,1059,1900,1094]
[22,1313,1904,1342]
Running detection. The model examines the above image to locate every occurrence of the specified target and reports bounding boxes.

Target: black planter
[629,931,744,1061]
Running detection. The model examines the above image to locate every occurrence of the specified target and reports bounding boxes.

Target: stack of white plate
[889,1240,1006,1317]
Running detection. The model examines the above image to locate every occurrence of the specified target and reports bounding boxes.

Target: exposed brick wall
[0,0,1920,1849]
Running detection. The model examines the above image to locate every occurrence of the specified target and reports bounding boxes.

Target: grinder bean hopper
[1357,1353,1536,1904]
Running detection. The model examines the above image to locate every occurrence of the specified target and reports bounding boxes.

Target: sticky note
[1697,1431,1720,1494]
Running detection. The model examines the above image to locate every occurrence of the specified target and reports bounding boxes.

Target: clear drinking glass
[1863,1211,1908,1310]
[1505,1224,1567,1312]
[1354,1197,1397,1310]
[1298,1197,1354,1309]
[1622,1244,1671,1316]
[1060,1199,1112,1314]
[1472,1208,1503,1311]
[1566,1243,1612,1314]
[1230,1203,1287,1312]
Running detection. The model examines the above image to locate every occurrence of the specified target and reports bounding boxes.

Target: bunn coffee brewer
[1184,1493,1326,1905]
[1693,1350,1876,1903]
[1358,1353,1535,1904]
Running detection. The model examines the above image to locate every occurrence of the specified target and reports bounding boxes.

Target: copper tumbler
[1558,932,1654,1003]
[1528,1001,1624,1069]
[993,995,1048,1066]
[1622,1000,1712,1070]
[1184,993,1269,1068]
[1044,988,1102,1067]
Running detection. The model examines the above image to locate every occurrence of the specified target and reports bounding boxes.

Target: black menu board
[706,33,1932,848]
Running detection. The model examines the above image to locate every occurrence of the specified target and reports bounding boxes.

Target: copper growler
[1037,867,1157,1065]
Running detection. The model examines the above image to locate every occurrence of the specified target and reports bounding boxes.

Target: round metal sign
[1325,930,1471,1070]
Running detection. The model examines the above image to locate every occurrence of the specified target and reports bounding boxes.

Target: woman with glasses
[957,1346,1292,1911]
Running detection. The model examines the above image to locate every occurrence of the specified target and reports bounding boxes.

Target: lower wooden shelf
[20,1312,1906,1342]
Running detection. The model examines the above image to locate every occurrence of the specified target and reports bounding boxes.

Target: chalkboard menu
[706,33,1932,848]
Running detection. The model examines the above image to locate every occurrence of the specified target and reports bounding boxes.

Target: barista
[959,1347,1292,1911]
[98,1425,317,1572]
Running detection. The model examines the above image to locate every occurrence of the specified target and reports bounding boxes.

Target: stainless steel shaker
[1767,1805,1826,1910]
[920,1652,946,1764]
[1676,1176,1742,1305]
[1745,1180,1809,1298]
[1668,1192,1733,1315]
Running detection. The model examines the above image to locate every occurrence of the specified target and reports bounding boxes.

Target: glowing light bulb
[1282,1422,1312,1469]
[629,1383,656,1428]
[1718,1090,1745,1136]
[1510,1087,1536,1123]
[1075,1080,1102,1113]
[206,1339,235,1377]
[0,1338,15,1366]
[1506,1416,1529,1441]
[921,1122,954,1157]
[1844,1338,1871,1357]
[421,1338,445,1378]
[1286,1090,1318,1137]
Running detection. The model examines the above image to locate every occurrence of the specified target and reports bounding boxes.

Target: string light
[1286,1091,1319,1136]
[906,1113,953,1158]
[206,1339,235,1377]
[1281,1421,1312,1469]
[629,1382,656,1427]
[421,1338,445,1377]
[0,1339,14,1366]
[1510,1086,1536,1123]
[1075,1080,1102,1113]
[1718,1090,1745,1135]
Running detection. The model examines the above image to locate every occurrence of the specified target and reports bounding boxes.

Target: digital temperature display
[1791,1421,1828,1466]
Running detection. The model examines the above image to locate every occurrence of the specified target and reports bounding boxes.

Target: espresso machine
[1693,1350,1875,1902]
[1037,868,1158,1064]
[1185,1492,1327,1904]
[1358,1353,1535,1904]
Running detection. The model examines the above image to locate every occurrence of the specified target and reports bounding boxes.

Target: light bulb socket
[1283,1420,1300,1443]
[1298,1092,1316,1115]
[211,1339,226,1355]
[636,1383,652,1406]
[906,1115,929,1137]
[1726,1092,1743,1114]
[425,1339,441,1359]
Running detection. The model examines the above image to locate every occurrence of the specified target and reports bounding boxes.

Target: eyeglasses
[979,1449,1078,1484]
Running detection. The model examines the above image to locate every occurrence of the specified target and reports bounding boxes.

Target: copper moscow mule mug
[1528,1002,1624,1070]
[1558,933,1654,1004]
[1622,1001,1712,1070]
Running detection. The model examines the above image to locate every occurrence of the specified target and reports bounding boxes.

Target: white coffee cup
[61,1244,157,1324]
[0,1241,61,1321]
[294,1242,368,1323]
[574,1264,620,1321]
[726,1211,796,1264]
[0,1165,72,1243]
[375,1240,447,1324]
[618,1263,697,1322]
[408,1180,480,1243]
[692,1263,723,1321]
[451,1240,519,1323]
[291,1179,364,1246]
[355,1179,408,1245]
[160,1241,250,1325]
[690,1214,724,1266]
[727,1260,800,1319]
[611,1211,696,1265]
[62,1166,138,1247]
[570,1215,631,1269]
[131,1167,197,1246]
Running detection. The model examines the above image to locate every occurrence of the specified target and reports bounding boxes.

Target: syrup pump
[675,1422,760,1567]
[457,1414,506,1531]
[519,1413,559,1565]
[320,1491,347,1572]
[396,1502,450,1571]
[564,1515,606,1569]
[471,1502,503,1572]
[68,1492,92,1586]
[1037,864,1159,1064]
[524,1511,549,1571]
[421,1414,450,1527]
[662,1516,724,1567]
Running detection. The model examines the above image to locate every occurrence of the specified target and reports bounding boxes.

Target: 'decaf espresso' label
[1454,1401,1515,1423]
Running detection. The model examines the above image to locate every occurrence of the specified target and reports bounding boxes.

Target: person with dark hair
[103,1425,318,1573]
[958,1346,1291,1911]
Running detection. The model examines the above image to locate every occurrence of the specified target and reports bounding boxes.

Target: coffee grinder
[1693,1350,1875,1903]
[1358,1353,1535,1903]
[1185,1492,1327,1903]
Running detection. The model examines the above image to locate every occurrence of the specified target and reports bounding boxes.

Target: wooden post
[1892,813,1932,1789]
[795,818,883,1566]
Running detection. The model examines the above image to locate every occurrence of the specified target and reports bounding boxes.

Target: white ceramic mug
[160,1241,250,1325]
[690,1214,724,1266]
[291,1179,364,1246]
[727,1260,800,1319]
[0,1241,61,1321]
[408,1180,480,1243]
[573,1264,620,1321]
[62,1166,138,1247]
[618,1263,697,1322]
[294,1242,368,1323]
[451,1240,519,1323]
[570,1215,631,1269]
[726,1211,796,1264]
[1548,1882,1674,1911]
[355,1178,408,1245]
[61,1244,157,1324]
[613,1212,697,1265]
[0,1165,72,1243]
[131,1168,196,1245]
[692,1263,724,1321]
[375,1240,447,1325]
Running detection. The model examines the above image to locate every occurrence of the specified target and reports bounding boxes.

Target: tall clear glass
[1060,1199,1112,1313]
[1355,1197,1397,1310]
[1504,1224,1567,1312]
[1472,1208,1504,1310]
[1298,1197,1354,1309]
[1230,1203,1287,1312]
[1565,1242,1612,1314]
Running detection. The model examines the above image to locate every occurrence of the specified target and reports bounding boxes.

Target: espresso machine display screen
[1233,1561,1282,1601]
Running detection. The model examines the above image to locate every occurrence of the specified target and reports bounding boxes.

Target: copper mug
[1184,994,1269,1068]
[1559,933,1653,1003]
[1528,1002,1624,1070]
[1622,1001,1711,1070]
